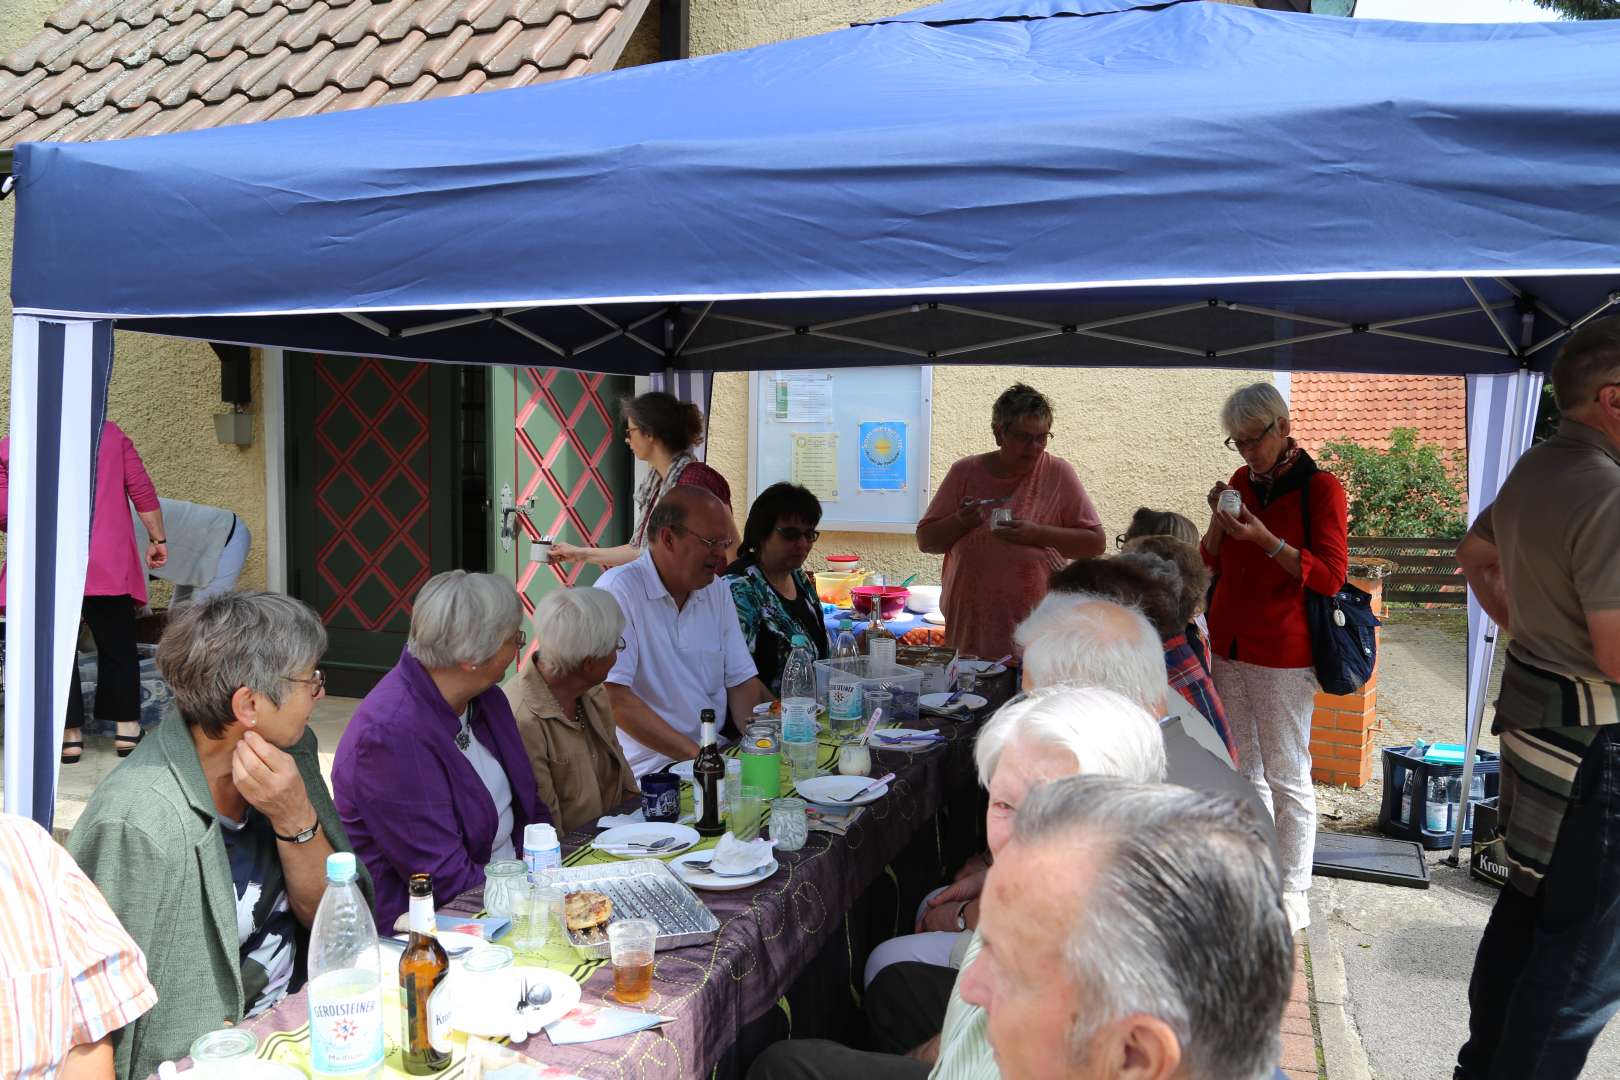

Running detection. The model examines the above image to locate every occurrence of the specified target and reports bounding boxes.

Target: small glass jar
[769,797,809,852]
[838,741,872,777]
[482,858,528,918]
[454,946,517,1033]
[190,1028,257,1078]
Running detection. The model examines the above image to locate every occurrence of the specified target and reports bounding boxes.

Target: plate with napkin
[670,834,778,891]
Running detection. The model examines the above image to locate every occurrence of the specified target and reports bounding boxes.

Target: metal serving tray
[534,858,720,958]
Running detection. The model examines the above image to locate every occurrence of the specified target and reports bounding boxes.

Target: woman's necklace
[455,701,475,751]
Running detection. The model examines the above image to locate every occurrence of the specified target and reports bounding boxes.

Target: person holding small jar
[1202,382,1348,934]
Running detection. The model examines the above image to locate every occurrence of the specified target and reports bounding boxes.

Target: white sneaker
[1283,890,1312,934]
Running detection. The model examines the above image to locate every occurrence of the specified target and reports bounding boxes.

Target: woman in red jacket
[1202,383,1348,936]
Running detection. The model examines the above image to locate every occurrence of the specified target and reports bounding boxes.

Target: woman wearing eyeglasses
[1201,382,1348,935]
[506,587,639,832]
[550,391,734,569]
[724,483,832,696]
[916,383,1105,662]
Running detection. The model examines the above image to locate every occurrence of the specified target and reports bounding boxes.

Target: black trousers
[65,595,140,730]
[866,962,959,1055]
[746,1041,929,1080]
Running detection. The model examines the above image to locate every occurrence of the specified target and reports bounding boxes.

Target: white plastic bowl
[905,584,942,614]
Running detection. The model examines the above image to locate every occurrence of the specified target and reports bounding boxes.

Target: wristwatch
[954,900,972,932]
[274,820,320,845]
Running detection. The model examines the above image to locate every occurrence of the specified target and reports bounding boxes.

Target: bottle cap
[325,852,357,882]
[524,822,557,850]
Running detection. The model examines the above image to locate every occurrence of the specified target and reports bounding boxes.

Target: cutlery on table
[680,859,762,877]
[827,772,895,803]
[597,836,680,853]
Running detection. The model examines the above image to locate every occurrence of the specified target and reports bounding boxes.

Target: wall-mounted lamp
[211,343,254,446]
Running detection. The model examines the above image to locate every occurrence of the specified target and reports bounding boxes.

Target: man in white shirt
[599,487,774,775]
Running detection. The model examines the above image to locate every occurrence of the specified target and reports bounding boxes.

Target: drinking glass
[725,759,743,822]
[190,1029,257,1078]
[607,919,658,1004]
[732,782,767,841]
[482,859,527,918]
[454,946,516,1033]
[838,741,872,777]
[769,797,809,852]
[863,690,892,737]
[511,882,564,954]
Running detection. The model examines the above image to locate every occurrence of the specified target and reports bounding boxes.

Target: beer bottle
[694,710,726,838]
[400,874,452,1074]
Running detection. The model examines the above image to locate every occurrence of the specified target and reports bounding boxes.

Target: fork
[599,836,679,852]
[827,772,895,803]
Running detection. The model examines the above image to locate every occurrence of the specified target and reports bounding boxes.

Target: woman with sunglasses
[1201,382,1348,935]
[551,391,734,569]
[724,483,832,696]
[506,587,639,832]
[916,383,1105,662]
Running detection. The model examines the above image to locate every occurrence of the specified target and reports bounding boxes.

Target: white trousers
[862,886,970,988]
[1212,656,1319,894]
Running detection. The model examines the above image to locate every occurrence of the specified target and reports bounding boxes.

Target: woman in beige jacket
[506,587,639,832]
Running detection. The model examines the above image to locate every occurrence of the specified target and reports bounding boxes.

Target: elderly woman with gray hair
[67,592,365,1080]
[333,571,547,929]
[506,587,638,832]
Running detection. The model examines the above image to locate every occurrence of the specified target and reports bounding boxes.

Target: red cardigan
[1202,461,1349,670]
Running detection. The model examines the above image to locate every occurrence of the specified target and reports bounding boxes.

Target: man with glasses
[600,486,774,774]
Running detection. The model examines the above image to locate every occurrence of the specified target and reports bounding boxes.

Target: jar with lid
[482,859,528,918]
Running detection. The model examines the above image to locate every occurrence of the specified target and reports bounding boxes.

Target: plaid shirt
[0,814,156,1078]
[1165,627,1238,766]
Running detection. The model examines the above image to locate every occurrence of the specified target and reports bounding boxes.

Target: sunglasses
[774,525,821,543]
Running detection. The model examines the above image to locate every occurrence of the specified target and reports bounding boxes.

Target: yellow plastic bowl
[814,569,869,607]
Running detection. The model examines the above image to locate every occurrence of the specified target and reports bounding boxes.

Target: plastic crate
[812,656,925,726]
[1377,745,1501,850]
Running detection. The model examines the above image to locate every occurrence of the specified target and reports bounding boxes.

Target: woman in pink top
[0,421,166,761]
[916,384,1106,661]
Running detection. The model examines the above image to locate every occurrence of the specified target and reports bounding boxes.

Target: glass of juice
[607,919,658,1004]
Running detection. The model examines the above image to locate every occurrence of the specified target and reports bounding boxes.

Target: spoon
[598,836,679,853]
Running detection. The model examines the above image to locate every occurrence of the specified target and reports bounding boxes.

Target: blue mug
[640,771,680,823]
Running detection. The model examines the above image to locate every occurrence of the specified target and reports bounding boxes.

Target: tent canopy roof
[12,0,1620,375]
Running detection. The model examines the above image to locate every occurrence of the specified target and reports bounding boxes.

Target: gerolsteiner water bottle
[781,634,820,782]
[309,853,384,1080]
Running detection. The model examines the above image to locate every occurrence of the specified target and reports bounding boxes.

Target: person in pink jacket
[0,421,167,761]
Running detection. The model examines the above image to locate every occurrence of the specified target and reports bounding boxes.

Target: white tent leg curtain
[3,315,113,829]
[1450,369,1545,862]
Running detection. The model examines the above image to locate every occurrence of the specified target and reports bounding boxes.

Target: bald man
[598,487,774,774]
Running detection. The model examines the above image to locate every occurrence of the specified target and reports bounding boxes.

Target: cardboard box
[895,644,959,695]
[1469,796,1508,890]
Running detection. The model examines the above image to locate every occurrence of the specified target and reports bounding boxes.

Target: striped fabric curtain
[3,316,114,829]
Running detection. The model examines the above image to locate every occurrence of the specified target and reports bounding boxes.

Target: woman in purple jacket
[332,571,548,928]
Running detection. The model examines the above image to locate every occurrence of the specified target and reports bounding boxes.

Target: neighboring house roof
[1290,372,1466,458]
[0,0,650,147]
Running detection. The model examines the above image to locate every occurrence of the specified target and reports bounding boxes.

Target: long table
[235,673,1010,1079]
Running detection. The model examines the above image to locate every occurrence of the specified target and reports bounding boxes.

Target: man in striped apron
[1455,316,1620,1080]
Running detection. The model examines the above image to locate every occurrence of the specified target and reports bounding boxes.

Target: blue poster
[858,421,907,491]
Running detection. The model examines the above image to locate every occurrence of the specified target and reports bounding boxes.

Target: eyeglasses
[625,422,643,436]
[1114,533,1128,549]
[616,635,628,652]
[670,524,730,552]
[1224,418,1278,452]
[285,669,325,696]
[1002,429,1054,448]
[774,525,821,543]
[512,630,527,649]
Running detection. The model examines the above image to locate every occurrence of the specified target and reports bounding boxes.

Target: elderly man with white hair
[333,570,546,930]
[748,683,1165,1080]
[506,587,639,832]
[961,775,1294,1080]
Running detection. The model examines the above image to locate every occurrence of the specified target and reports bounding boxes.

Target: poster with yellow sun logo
[858,421,907,491]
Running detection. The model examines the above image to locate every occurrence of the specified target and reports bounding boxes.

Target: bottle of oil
[400,874,452,1074]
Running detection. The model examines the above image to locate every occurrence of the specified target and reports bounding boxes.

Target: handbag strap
[1297,470,1345,597]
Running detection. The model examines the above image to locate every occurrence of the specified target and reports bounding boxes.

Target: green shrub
[1317,428,1468,538]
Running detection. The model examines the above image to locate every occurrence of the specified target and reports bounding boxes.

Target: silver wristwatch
[274,820,320,845]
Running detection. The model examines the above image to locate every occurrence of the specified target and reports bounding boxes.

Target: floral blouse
[724,560,830,697]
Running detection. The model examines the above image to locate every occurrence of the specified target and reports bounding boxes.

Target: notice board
[747,367,934,533]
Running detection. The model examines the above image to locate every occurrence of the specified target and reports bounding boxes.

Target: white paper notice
[791,433,839,501]
[774,374,835,424]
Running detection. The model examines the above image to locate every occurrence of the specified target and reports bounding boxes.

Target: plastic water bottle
[1424,775,1449,832]
[523,822,560,880]
[781,635,820,782]
[832,619,859,661]
[309,853,384,1080]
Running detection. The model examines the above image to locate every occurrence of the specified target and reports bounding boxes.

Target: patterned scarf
[631,450,696,547]
[1248,437,1302,490]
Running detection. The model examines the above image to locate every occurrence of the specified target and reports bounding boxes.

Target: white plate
[669,851,780,891]
[919,692,987,712]
[957,660,1007,676]
[793,774,891,807]
[923,610,946,625]
[451,965,582,1038]
[670,759,694,782]
[593,822,701,858]
[385,929,487,959]
[869,728,945,748]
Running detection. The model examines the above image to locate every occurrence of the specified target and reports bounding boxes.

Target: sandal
[114,728,144,759]
[60,737,84,765]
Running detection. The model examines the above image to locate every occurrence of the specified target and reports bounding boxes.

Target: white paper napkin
[596,809,646,828]
[710,833,777,875]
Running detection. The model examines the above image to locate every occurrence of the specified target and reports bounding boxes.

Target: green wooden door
[285,353,463,696]
[491,367,634,631]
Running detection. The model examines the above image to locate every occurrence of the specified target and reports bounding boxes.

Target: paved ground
[1309,609,1620,1079]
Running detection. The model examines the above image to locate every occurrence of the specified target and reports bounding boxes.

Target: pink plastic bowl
[850,585,909,620]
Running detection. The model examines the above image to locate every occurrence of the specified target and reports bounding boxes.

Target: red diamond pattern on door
[312,357,433,634]
[501,367,631,641]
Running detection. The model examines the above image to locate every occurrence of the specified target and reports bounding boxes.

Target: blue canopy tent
[8,0,1618,831]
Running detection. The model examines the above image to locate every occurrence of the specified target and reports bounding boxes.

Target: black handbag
[1299,473,1380,696]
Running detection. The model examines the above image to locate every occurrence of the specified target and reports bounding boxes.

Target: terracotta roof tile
[1,0,645,146]
[1290,374,1467,462]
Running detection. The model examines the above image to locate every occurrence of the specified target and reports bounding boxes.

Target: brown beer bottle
[400,873,452,1074]
[694,710,726,838]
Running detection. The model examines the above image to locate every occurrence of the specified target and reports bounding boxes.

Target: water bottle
[781,635,820,782]
[309,853,384,1079]
[1424,775,1449,832]
[832,619,859,661]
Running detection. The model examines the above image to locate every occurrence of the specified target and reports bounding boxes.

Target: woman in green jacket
[68,592,369,1080]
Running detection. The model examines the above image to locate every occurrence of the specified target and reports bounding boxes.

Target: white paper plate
[793,774,891,807]
[670,759,694,782]
[669,851,780,891]
[593,822,701,858]
[452,965,582,1038]
[385,929,487,960]
[923,611,946,625]
[957,660,1007,676]
[919,692,987,713]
